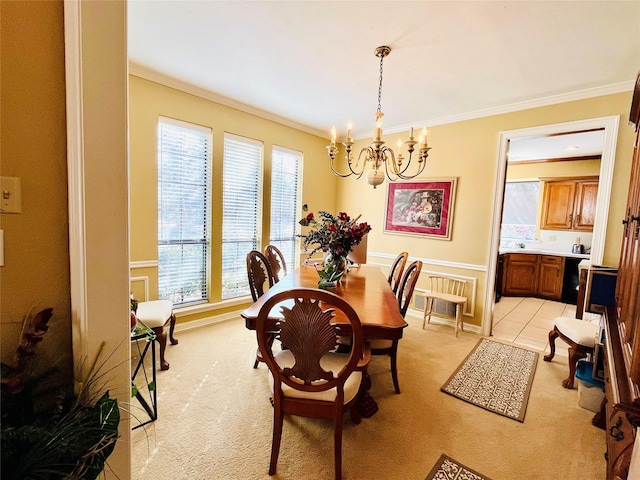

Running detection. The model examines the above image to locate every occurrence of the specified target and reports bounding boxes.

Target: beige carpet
[128,314,605,479]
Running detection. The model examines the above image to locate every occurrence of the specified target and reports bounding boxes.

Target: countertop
[499,248,590,260]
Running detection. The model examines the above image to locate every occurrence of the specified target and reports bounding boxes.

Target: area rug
[441,338,538,422]
[425,454,492,480]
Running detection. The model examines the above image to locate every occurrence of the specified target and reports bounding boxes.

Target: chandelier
[327,46,431,189]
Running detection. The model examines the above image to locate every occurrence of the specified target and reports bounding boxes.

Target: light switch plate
[0,176,22,213]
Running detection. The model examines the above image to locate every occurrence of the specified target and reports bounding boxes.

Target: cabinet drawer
[541,255,563,265]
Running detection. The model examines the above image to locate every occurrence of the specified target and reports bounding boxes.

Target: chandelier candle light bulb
[326,45,432,188]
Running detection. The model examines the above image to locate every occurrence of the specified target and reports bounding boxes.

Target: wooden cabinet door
[503,254,538,296]
[573,180,599,231]
[538,255,565,300]
[541,181,576,230]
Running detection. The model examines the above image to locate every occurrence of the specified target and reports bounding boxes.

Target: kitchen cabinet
[502,253,539,296]
[501,253,566,300]
[540,177,599,231]
[538,255,565,300]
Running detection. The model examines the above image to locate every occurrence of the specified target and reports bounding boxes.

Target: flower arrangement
[299,205,371,259]
[299,205,371,287]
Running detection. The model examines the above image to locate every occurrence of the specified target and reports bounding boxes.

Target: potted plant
[1,308,120,480]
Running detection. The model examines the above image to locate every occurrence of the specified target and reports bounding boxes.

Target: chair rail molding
[130,260,159,269]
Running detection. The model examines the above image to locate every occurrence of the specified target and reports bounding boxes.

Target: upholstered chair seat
[135,299,178,370]
[543,316,599,389]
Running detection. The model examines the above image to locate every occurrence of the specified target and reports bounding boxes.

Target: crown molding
[129,62,327,138]
[359,81,635,138]
[129,62,633,141]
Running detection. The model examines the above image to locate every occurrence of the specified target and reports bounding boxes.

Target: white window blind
[222,134,263,299]
[157,117,210,306]
[269,146,302,270]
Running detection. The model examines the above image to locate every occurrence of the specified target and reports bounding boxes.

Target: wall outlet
[549,234,557,241]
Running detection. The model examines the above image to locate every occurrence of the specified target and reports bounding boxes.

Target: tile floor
[491,296,602,357]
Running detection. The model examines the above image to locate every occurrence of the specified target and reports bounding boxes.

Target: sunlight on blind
[269,146,302,270]
[158,117,210,306]
[222,134,263,299]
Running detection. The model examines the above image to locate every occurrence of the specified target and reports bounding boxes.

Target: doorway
[482,116,620,337]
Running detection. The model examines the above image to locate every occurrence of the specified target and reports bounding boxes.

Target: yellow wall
[337,93,635,327]
[0,1,72,371]
[129,75,338,320]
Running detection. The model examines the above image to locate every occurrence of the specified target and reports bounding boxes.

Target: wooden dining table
[241,264,407,340]
[242,264,407,416]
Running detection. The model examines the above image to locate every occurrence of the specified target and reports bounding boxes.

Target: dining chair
[371,260,422,393]
[387,252,408,295]
[421,275,468,337]
[134,299,178,371]
[247,250,276,368]
[339,260,422,393]
[543,316,598,389]
[264,244,288,283]
[255,287,371,480]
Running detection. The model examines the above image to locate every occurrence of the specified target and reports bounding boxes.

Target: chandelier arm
[329,154,364,178]
[396,155,428,180]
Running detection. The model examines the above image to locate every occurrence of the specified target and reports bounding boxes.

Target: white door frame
[482,115,620,336]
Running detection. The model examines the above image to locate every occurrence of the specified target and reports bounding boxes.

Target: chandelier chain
[377,54,384,113]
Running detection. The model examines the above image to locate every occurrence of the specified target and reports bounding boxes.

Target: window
[221,134,263,299]
[501,180,540,241]
[157,117,210,306]
[269,146,302,270]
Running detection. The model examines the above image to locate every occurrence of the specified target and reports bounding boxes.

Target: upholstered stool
[543,316,598,389]
[135,300,178,370]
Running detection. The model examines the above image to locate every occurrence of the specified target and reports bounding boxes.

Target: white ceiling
[128,0,640,150]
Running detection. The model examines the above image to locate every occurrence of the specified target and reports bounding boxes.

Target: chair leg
[563,347,587,389]
[543,327,559,362]
[389,341,400,394]
[269,401,284,476]
[423,298,433,329]
[152,326,170,370]
[168,313,179,345]
[254,333,276,369]
[334,408,343,480]
[456,304,464,335]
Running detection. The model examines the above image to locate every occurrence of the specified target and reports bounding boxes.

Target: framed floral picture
[384,178,457,240]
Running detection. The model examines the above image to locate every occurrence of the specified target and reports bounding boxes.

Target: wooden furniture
[598,73,640,480]
[538,255,565,300]
[255,288,371,480]
[502,253,539,296]
[501,253,566,300]
[421,275,468,336]
[134,300,178,371]
[366,260,422,394]
[387,251,408,295]
[543,316,598,389]
[264,244,288,283]
[242,265,408,342]
[576,263,589,319]
[247,250,276,368]
[540,176,599,231]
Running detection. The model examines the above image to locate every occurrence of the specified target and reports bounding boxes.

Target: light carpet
[425,454,492,480]
[128,316,604,479]
[441,338,538,422]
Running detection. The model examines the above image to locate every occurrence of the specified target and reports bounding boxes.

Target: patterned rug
[425,454,492,480]
[441,338,538,422]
